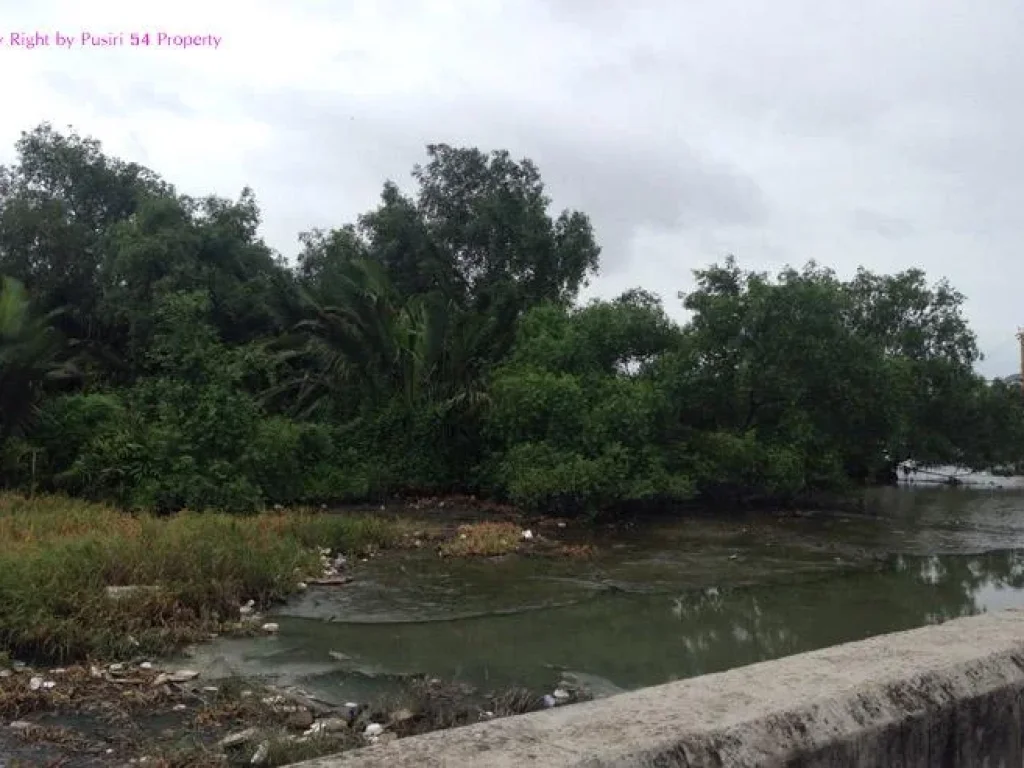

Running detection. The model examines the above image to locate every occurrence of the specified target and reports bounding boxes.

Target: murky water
[177,485,1024,705]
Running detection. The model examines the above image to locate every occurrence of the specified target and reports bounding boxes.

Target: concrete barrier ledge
[293,609,1024,767]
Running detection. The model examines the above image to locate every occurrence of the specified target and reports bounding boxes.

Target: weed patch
[438,522,523,557]
[0,493,408,664]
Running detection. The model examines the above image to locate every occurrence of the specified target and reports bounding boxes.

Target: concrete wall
[294,609,1024,767]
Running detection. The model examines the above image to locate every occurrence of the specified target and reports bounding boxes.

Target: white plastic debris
[250,740,270,764]
[552,688,570,700]
[261,622,279,633]
[364,723,384,738]
[542,694,556,708]
[217,727,259,748]
[522,529,534,540]
[28,676,42,691]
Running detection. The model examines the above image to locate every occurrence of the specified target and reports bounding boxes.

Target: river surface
[175,484,1024,705]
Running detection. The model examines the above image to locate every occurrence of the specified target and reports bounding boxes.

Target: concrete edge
[291,609,1024,767]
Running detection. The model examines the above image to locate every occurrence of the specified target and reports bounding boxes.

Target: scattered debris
[251,740,270,764]
[308,575,353,586]
[304,717,348,736]
[151,669,199,686]
[104,585,162,601]
[389,707,415,725]
[218,727,260,748]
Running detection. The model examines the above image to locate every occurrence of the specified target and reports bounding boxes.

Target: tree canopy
[1,122,1020,515]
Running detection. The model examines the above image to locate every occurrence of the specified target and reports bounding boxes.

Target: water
[176,485,1024,704]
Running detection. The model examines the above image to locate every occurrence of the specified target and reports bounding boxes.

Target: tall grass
[0,494,406,664]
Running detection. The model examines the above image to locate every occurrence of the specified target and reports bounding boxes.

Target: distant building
[1002,373,1022,385]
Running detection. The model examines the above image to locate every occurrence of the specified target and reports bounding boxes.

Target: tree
[413,144,600,310]
[0,124,169,343]
[0,277,78,442]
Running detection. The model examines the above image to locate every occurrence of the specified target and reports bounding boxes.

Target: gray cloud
[42,71,195,117]
[236,86,768,276]
[5,0,1024,375]
[850,209,915,240]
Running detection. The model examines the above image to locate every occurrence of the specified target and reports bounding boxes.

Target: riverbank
[0,493,598,764]
[0,492,610,663]
[4,487,976,765]
[0,657,588,766]
[0,493,423,665]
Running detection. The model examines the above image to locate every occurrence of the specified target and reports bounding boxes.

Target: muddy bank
[9,488,1024,764]
[0,659,592,766]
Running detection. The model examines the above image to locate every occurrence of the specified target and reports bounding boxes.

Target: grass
[437,521,596,559]
[0,493,410,664]
[0,494,596,765]
[438,522,523,557]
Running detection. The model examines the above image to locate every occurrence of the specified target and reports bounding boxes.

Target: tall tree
[412,144,601,310]
[0,124,169,341]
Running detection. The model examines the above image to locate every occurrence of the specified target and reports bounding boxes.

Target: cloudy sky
[2,0,1022,375]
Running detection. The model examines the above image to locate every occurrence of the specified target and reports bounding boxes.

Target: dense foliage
[1,123,1022,515]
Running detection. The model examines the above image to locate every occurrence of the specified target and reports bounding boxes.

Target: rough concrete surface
[292,609,1024,767]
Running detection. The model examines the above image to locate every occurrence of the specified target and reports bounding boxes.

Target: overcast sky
[2,0,1022,376]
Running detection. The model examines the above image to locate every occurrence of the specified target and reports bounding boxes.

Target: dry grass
[0,493,408,664]
[436,521,597,560]
[438,522,523,557]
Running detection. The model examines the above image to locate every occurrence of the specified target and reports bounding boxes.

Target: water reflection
[184,548,1024,704]
[174,488,1024,703]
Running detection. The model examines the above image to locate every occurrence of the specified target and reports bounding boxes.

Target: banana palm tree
[265,258,515,420]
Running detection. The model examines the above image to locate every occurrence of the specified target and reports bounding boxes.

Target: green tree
[0,277,78,443]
